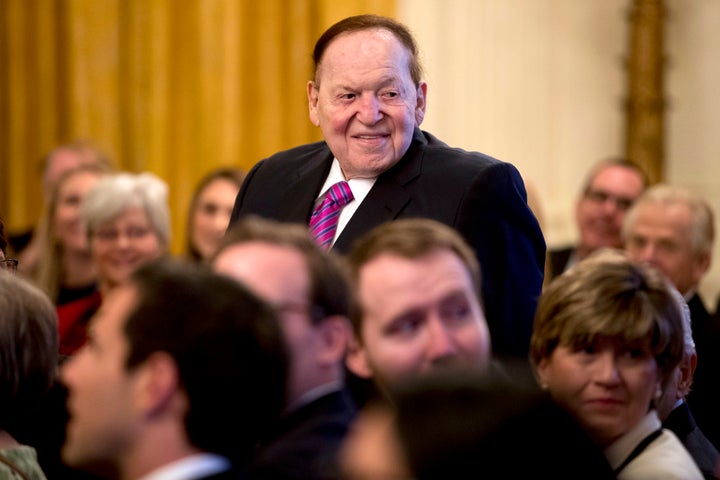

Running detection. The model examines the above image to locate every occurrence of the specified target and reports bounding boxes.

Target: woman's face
[90,207,164,290]
[190,178,239,260]
[536,336,659,447]
[54,170,102,253]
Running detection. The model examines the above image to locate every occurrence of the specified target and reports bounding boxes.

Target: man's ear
[414,82,427,126]
[345,333,373,379]
[678,352,698,397]
[134,351,181,417]
[317,315,351,366]
[307,81,320,127]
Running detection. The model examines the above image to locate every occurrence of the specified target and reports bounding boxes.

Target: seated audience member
[548,158,647,281]
[340,371,616,480]
[656,289,718,479]
[530,249,702,479]
[185,167,245,263]
[11,140,114,275]
[0,270,59,480]
[58,172,170,358]
[32,166,109,323]
[622,184,720,447]
[344,219,493,398]
[212,216,356,480]
[61,259,288,479]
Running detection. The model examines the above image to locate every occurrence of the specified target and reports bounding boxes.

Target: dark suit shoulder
[251,390,356,480]
[547,246,574,281]
[664,402,719,478]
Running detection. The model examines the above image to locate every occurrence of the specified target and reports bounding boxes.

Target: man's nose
[357,94,382,124]
[426,319,457,361]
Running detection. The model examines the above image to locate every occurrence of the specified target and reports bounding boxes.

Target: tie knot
[327,181,353,207]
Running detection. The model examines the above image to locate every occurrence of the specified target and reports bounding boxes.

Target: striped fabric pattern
[309,181,354,249]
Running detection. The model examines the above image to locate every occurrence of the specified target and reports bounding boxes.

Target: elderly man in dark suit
[656,289,718,479]
[623,184,720,451]
[229,14,545,358]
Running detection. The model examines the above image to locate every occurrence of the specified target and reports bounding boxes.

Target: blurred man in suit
[61,259,288,479]
[229,14,545,359]
[212,217,356,480]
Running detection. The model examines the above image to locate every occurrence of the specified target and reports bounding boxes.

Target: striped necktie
[309,181,354,249]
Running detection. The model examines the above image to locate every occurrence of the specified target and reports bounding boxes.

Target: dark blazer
[230,128,546,358]
[250,389,357,480]
[663,401,719,480]
[547,246,574,282]
[689,294,720,449]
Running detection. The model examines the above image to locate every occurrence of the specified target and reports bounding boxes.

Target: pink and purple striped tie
[309,181,354,249]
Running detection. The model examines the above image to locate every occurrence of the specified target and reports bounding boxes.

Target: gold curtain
[0,0,395,254]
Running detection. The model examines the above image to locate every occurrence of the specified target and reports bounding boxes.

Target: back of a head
[390,371,615,479]
[0,271,59,430]
[124,259,288,463]
[217,215,355,321]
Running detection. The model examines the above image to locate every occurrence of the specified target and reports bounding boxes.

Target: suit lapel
[277,149,333,223]
[333,129,426,252]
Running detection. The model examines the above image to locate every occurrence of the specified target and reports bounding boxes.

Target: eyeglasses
[93,226,152,243]
[0,259,18,272]
[584,189,636,211]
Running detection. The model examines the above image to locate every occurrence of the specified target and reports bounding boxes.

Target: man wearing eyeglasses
[547,158,647,281]
[211,216,356,480]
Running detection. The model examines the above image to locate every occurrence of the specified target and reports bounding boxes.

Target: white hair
[668,284,695,355]
[81,172,171,248]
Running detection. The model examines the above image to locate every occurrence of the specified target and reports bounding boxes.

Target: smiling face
[190,178,239,261]
[349,249,491,389]
[308,28,426,180]
[53,170,102,254]
[536,337,659,448]
[90,207,164,292]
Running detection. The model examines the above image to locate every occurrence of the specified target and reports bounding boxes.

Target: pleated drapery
[0,0,395,254]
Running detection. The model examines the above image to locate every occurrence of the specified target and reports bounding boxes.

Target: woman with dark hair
[185,167,244,263]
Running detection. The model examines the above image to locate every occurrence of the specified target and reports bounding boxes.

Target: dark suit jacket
[663,401,719,479]
[547,246,574,282]
[230,129,546,358]
[689,293,720,449]
[250,389,356,480]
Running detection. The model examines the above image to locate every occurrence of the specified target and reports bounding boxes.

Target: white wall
[398,0,720,308]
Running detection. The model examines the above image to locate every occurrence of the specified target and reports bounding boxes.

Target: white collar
[138,453,231,480]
